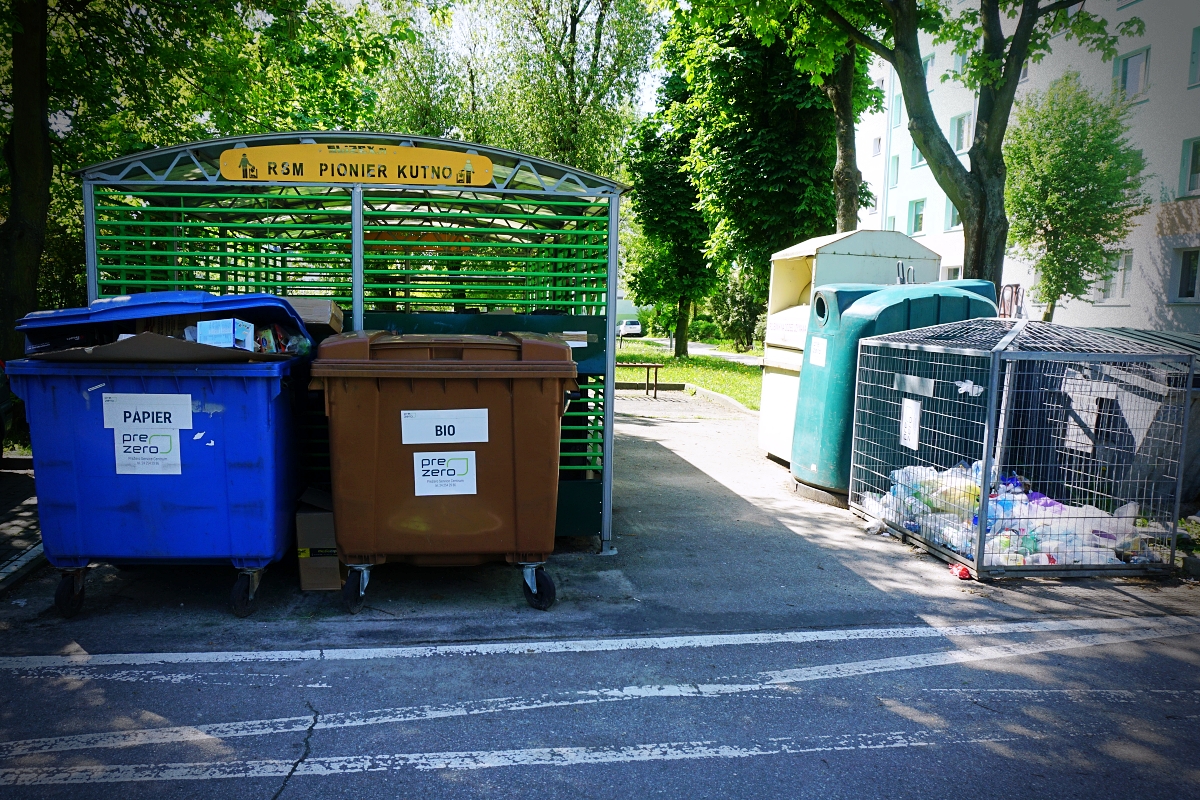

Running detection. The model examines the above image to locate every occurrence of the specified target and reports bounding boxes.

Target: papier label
[402,409,488,444]
[102,393,192,475]
[414,451,477,496]
[103,393,193,429]
[809,336,827,367]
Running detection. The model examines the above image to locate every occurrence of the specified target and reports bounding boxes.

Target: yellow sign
[218,143,493,186]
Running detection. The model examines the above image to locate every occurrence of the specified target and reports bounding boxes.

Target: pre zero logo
[413,451,477,496]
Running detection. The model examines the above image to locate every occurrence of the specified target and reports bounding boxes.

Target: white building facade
[855,0,1200,331]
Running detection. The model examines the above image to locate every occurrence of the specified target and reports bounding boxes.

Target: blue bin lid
[16,291,313,346]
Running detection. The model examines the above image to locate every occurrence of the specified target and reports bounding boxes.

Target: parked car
[617,319,642,337]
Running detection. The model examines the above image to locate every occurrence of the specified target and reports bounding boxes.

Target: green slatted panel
[94,188,353,301]
[360,191,609,312]
[91,185,611,483]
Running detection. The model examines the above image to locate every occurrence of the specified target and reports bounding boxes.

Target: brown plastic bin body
[311,331,577,567]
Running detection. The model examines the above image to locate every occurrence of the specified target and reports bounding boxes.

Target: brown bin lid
[312,331,578,378]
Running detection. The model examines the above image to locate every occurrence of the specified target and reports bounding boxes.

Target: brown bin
[311,331,578,612]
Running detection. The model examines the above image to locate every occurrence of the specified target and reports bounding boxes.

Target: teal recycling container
[790,282,997,493]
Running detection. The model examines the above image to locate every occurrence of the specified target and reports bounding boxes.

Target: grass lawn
[615,340,762,410]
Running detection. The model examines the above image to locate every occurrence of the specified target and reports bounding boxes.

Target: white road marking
[0,615,1189,670]
[2,618,1194,761]
[0,730,1015,786]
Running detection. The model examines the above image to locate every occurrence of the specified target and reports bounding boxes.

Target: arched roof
[75,131,625,194]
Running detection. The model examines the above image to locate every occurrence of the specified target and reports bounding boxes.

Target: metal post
[1170,358,1195,572]
[351,185,365,331]
[976,350,1001,577]
[600,191,620,555]
[83,182,98,302]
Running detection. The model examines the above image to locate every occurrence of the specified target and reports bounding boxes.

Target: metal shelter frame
[76,131,625,553]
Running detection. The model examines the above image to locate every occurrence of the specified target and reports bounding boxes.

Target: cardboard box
[296,505,342,590]
[197,318,254,350]
[284,298,344,335]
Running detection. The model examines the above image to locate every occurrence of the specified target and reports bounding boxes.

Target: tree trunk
[1042,297,1056,322]
[0,0,53,361]
[673,296,691,358]
[823,44,860,233]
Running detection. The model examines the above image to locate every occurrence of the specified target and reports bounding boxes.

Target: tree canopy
[1004,71,1150,321]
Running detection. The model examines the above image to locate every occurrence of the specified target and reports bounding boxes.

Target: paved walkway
[641,338,763,366]
[0,455,40,592]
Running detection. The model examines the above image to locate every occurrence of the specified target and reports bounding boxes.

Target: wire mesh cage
[849,319,1194,578]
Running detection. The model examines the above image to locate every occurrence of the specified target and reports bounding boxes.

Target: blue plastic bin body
[6,292,312,572]
[6,360,300,569]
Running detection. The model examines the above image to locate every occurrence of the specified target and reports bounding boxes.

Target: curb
[685,384,756,415]
[0,543,45,595]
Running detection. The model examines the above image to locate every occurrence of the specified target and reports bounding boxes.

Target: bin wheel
[230,573,258,618]
[342,569,367,615]
[55,573,86,618]
[521,567,556,611]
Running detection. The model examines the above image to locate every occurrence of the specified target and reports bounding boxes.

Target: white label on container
[900,398,922,451]
[414,451,477,496]
[809,336,827,367]
[102,393,193,429]
[113,428,182,475]
[402,409,488,444]
[561,330,589,348]
[102,393,192,475]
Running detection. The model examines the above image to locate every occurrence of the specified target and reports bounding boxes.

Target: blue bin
[5,292,311,615]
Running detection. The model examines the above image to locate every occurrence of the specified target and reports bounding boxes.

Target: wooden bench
[618,362,663,398]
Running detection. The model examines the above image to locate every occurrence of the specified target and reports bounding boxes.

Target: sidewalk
[0,454,41,593]
[641,338,763,367]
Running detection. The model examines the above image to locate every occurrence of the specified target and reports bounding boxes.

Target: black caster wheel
[521,567,556,611]
[342,569,367,614]
[55,572,86,618]
[230,573,258,618]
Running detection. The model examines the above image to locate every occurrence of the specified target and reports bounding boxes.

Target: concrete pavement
[0,390,1197,798]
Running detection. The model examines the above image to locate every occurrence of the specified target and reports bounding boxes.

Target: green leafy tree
[625,67,715,357]
[689,1,880,232]
[488,0,660,175]
[1004,71,1149,321]
[710,265,761,351]
[0,1,416,360]
[678,13,839,299]
[793,0,1142,291]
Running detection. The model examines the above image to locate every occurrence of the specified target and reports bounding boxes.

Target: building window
[889,155,899,187]
[1117,48,1149,100]
[1179,250,1200,300]
[952,52,966,76]
[922,55,934,77]
[1184,139,1200,196]
[943,266,962,281]
[886,215,896,231]
[872,137,882,156]
[874,77,885,92]
[908,199,926,235]
[892,93,903,127]
[911,142,926,167]
[1098,251,1132,303]
[1190,28,1200,87]
[945,199,961,230]
[1020,60,1030,82]
[951,113,971,152]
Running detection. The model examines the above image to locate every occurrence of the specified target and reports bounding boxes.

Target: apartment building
[856,0,1200,331]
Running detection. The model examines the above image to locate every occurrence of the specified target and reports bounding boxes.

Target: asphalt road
[0,391,1197,798]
